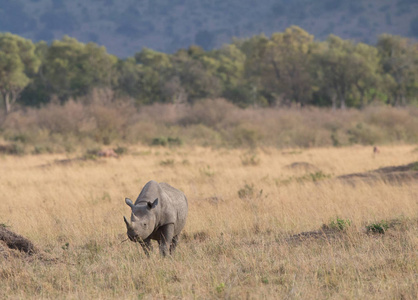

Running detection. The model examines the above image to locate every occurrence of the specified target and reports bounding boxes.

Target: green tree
[0,33,40,113]
[350,43,382,108]
[236,34,273,106]
[170,47,221,103]
[116,57,166,105]
[377,34,418,106]
[39,36,117,102]
[264,26,315,106]
[313,35,381,110]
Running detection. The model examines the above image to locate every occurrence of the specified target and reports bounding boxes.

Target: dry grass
[0,145,417,299]
[2,101,418,152]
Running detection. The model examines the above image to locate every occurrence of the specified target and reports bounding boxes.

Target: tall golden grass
[1,145,417,299]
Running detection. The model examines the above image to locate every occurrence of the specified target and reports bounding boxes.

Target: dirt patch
[337,161,418,185]
[284,162,320,173]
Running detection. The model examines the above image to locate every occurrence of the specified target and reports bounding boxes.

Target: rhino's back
[160,182,188,235]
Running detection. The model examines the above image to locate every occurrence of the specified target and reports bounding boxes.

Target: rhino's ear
[125,198,135,209]
[147,198,158,209]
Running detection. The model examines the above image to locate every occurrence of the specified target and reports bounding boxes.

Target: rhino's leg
[159,224,174,256]
[140,238,152,256]
[169,235,178,254]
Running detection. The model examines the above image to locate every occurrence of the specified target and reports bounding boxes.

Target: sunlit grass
[1,145,417,299]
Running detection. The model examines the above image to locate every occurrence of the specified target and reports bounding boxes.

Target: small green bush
[114,146,128,155]
[238,183,254,199]
[366,221,389,234]
[152,137,168,146]
[238,183,263,200]
[32,145,54,155]
[309,171,331,182]
[328,217,352,231]
[167,137,183,146]
[152,136,183,147]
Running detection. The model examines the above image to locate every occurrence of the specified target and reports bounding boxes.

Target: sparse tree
[0,33,40,113]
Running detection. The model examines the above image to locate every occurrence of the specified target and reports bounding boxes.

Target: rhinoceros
[123,180,188,256]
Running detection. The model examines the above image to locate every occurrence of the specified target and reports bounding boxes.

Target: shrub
[308,171,331,182]
[366,221,389,234]
[238,184,253,199]
[238,183,263,200]
[114,146,128,155]
[230,125,262,148]
[32,145,53,154]
[241,152,260,166]
[152,136,183,147]
[327,217,352,231]
[167,136,183,146]
[152,137,168,146]
[0,143,25,155]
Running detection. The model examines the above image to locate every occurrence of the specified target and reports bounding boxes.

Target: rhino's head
[123,197,158,242]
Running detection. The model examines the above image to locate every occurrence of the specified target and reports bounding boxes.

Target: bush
[0,143,25,155]
[238,183,263,200]
[1,102,418,151]
[114,146,128,155]
[151,136,183,147]
[366,221,389,234]
[241,152,260,166]
[327,217,352,231]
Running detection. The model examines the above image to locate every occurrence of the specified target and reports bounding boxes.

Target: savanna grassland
[0,145,417,299]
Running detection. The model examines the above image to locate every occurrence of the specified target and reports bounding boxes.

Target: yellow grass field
[1,145,417,299]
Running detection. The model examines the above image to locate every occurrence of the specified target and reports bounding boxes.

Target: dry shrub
[1,99,418,151]
[179,98,238,127]
[365,106,418,142]
[138,103,185,125]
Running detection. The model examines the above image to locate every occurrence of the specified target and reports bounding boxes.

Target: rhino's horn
[123,216,133,229]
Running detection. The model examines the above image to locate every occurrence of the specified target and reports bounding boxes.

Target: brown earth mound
[337,162,418,185]
[0,226,58,263]
[0,226,38,255]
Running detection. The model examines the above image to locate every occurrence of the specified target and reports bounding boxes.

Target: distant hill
[0,0,417,57]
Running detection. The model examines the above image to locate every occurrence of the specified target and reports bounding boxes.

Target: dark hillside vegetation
[0,0,417,56]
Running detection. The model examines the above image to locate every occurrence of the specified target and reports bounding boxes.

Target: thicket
[1,99,417,153]
[1,26,418,115]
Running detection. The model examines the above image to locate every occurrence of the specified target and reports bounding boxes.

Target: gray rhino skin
[123,180,188,256]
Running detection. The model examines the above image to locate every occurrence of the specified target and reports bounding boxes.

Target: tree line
[1,26,418,114]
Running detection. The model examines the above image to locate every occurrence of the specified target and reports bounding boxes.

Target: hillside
[0,0,417,57]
